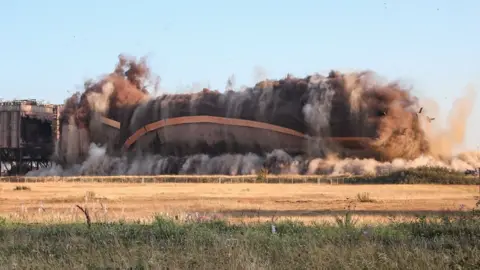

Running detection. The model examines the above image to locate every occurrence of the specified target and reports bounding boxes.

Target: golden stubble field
[0,182,478,224]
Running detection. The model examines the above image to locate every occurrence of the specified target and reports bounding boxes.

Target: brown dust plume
[28,54,479,176]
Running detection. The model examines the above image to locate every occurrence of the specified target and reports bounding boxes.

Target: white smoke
[302,74,336,157]
[27,143,480,177]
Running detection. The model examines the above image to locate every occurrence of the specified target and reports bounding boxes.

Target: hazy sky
[1,0,479,149]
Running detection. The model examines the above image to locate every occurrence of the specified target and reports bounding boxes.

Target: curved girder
[119,115,371,151]
[100,116,120,129]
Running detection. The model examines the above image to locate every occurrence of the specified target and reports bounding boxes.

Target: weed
[335,203,358,229]
[84,191,96,201]
[13,186,30,191]
[356,192,376,203]
[256,168,268,182]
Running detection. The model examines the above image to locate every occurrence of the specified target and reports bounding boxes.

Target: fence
[0,174,352,184]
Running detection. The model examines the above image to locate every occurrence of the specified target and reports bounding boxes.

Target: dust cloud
[27,54,479,176]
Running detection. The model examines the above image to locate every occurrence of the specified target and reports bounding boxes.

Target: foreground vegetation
[1,166,478,185]
[1,203,479,269]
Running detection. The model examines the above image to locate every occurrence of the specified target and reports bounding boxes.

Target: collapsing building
[13,55,480,177]
[0,99,62,175]
[48,55,433,177]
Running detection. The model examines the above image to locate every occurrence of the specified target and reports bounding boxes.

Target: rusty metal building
[0,99,62,175]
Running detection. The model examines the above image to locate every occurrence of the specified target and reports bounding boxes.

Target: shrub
[13,186,30,191]
[256,168,268,182]
[345,166,479,185]
[356,192,375,202]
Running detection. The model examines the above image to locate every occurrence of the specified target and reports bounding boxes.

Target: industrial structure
[98,115,372,158]
[0,99,62,175]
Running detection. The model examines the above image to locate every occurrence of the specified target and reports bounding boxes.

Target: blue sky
[1,0,479,149]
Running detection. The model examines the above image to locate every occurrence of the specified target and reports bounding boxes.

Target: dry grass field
[0,181,478,224]
[1,179,480,269]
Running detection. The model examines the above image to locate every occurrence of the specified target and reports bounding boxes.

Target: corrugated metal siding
[0,112,20,148]
[10,111,19,148]
[1,104,20,148]
[0,111,7,147]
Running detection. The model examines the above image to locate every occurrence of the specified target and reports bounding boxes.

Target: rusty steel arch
[118,115,371,151]
[100,116,121,129]
[122,115,309,150]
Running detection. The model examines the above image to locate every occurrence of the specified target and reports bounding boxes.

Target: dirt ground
[0,182,478,224]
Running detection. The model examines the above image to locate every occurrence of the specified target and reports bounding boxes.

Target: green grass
[0,207,479,269]
[1,166,479,185]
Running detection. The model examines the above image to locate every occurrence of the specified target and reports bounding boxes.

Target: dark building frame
[0,100,62,176]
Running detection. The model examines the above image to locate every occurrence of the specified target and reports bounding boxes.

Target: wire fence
[0,174,352,184]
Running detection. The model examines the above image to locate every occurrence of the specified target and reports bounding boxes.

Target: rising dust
[27,54,479,176]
